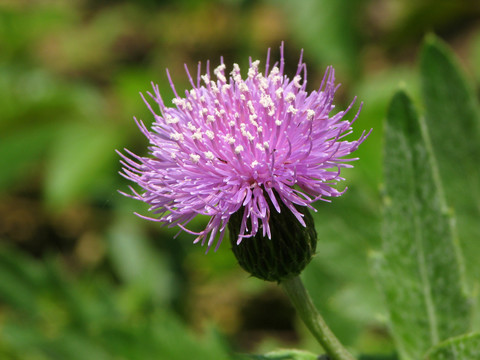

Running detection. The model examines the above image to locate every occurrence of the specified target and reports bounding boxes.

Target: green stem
[281,276,356,360]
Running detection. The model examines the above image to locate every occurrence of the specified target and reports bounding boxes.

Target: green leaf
[239,349,319,360]
[420,34,480,285]
[352,66,419,189]
[43,121,122,209]
[304,189,384,348]
[0,122,57,191]
[375,90,471,360]
[424,333,480,360]
[0,247,44,315]
[106,214,175,306]
[0,245,236,360]
[278,0,366,79]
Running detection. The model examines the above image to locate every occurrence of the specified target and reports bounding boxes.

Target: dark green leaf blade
[424,333,480,360]
[375,90,470,360]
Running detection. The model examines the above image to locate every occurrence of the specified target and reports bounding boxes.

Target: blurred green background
[1,0,480,359]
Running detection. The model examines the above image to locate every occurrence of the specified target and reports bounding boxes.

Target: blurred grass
[0,0,479,359]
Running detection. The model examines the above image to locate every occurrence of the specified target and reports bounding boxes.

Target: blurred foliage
[0,0,479,359]
[0,246,236,360]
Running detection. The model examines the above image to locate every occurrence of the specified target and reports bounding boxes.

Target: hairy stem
[281,276,356,360]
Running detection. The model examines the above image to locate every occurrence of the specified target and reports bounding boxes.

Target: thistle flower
[119,44,370,254]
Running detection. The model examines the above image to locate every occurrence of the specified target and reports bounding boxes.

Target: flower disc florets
[119,44,370,251]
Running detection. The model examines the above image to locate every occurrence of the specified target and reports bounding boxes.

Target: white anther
[217,73,227,83]
[275,119,282,126]
[165,114,179,124]
[307,109,316,120]
[172,98,186,109]
[248,60,260,78]
[205,130,215,140]
[206,115,215,123]
[190,154,200,163]
[285,92,296,102]
[222,84,231,94]
[259,77,269,89]
[287,105,298,115]
[170,132,184,141]
[225,134,235,144]
[273,75,283,84]
[192,131,203,140]
[247,100,256,114]
[204,151,215,160]
[251,160,259,167]
[214,64,227,83]
[230,63,241,77]
[240,123,254,139]
[210,81,219,94]
[293,75,302,88]
[275,87,284,99]
[234,145,244,154]
[238,82,249,92]
[187,122,196,131]
[260,94,273,108]
[201,74,210,84]
[269,66,279,76]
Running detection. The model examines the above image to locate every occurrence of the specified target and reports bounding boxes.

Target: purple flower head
[119,44,370,251]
